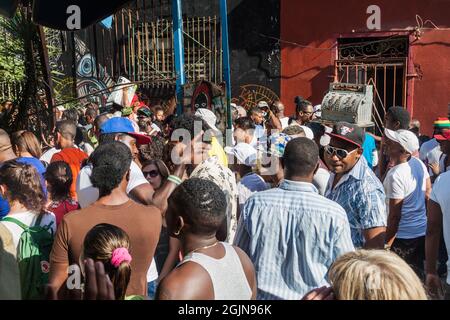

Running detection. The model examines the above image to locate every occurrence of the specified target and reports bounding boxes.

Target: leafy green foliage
[0,14,25,82]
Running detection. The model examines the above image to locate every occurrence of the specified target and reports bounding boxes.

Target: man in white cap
[195,108,228,166]
[383,128,431,277]
[225,142,269,215]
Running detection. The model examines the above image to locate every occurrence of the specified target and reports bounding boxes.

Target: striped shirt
[233,180,354,300]
[325,157,387,248]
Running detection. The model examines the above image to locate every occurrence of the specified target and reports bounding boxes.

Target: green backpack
[2,215,54,300]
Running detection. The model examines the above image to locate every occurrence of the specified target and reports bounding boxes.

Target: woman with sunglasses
[142,160,181,289]
[142,160,169,190]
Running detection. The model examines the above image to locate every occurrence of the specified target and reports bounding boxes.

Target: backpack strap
[2,217,28,230]
[35,213,43,226]
[35,212,54,235]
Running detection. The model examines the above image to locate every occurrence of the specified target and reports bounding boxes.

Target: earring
[173,228,182,236]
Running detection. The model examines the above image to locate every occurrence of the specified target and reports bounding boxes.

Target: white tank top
[178,242,252,300]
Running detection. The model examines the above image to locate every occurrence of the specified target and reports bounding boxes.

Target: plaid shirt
[234,180,355,300]
[325,157,387,248]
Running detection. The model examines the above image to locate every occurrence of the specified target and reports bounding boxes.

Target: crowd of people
[0,94,449,301]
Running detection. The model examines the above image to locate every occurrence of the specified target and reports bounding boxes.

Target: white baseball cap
[257,101,269,108]
[224,143,257,167]
[195,108,220,133]
[384,128,419,154]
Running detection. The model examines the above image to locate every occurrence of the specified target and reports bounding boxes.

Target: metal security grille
[335,36,409,134]
[116,7,223,88]
[0,81,23,101]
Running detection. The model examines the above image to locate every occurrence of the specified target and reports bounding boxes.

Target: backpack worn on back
[2,215,54,300]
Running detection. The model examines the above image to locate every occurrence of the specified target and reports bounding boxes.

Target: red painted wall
[280,0,450,135]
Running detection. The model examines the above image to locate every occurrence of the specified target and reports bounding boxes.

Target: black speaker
[0,0,18,18]
[32,0,133,30]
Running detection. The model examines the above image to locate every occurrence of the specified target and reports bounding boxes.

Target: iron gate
[335,36,409,134]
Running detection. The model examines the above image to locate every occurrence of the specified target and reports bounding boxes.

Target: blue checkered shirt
[233,180,355,300]
[325,157,387,248]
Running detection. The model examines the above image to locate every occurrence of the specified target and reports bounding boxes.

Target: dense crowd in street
[0,95,449,300]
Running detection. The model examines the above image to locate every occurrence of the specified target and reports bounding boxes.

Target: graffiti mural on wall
[231,84,280,110]
[46,29,115,108]
[76,53,115,107]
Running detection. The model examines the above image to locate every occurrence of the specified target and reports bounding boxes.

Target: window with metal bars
[335,36,409,135]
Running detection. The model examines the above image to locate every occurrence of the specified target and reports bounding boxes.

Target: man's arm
[363,227,386,249]
[385,198,403,247]
[425,177,432,202]
[151,164,186,214]
[366,132,382,143]
[267,110,282,132]
[129,183,155,206]
[157,237,181,281]
[425,200,443,296]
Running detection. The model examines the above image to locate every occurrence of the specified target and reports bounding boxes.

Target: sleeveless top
[178,242,252,300]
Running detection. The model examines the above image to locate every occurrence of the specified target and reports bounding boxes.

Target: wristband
[167,175,182,186]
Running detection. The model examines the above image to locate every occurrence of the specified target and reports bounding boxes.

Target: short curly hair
[171,114,210,143]
[138,135,166,162]
[168,178,227,236]
[0,160,45,212]
[90,141,132,197]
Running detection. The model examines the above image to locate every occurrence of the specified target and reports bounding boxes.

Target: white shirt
[40,145,85,164]
[383,157,429,239]
[237,173,269,210]
[280,117,289,129]
[313,168,330,196]
[430,171,450,284]
[1,211,56,249]
[81,143,95,156]
[40,147,61,164]
[439,154,450,174]
[250,124,266,148]
[76,161,148,209]
[146,260,158,282]
[419,138,442,177]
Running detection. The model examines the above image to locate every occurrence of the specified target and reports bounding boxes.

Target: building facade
[280,0,450,135]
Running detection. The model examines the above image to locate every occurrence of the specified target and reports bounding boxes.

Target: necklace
[188,241,220,255]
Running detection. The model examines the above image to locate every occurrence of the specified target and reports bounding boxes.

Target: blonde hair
[328,250,428,300]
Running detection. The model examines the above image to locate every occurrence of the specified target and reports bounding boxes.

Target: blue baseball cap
[100,117,151,145]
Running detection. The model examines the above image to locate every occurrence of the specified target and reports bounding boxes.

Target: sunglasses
[143,170,160,178]
[325,145,358,159]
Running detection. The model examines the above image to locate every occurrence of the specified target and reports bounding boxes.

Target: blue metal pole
[219,0,232,133]
[172,0,185,115]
